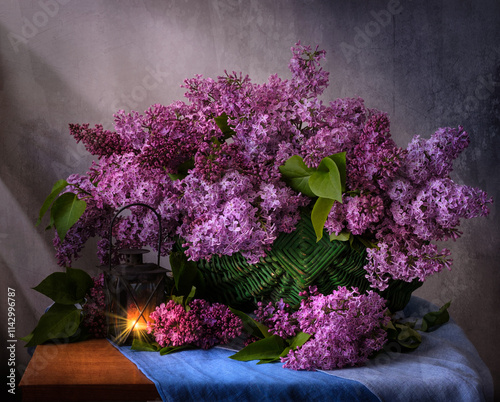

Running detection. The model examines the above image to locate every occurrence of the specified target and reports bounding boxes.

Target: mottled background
[1,0,499,398]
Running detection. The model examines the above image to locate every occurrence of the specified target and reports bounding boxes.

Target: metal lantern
[102,203,168,346]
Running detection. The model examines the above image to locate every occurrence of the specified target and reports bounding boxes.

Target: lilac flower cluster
[147,299,243,350]
[81,273,107,338]
[255,299,300,338]
[53,42,491,291]
[300,107,491,289]
[282,287,389,370]
[253,287,389,371]
[53,43,326,266]
[69,123,132,158]
[360,126,491,289]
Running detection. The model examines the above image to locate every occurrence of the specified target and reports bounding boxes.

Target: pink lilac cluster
[54,42,491,291]
[280,287,389,371]
[255,299,300,338]
[69,123,132,158]
[81,273,107,338]
[147,299,243,350]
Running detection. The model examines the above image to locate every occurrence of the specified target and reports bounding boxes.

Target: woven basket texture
[197,214,422,313]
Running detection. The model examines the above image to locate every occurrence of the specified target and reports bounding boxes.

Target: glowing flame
[127,305,150,332]
[107,303,152,344]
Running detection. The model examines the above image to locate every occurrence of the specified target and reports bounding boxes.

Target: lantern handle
[108,203,162,269]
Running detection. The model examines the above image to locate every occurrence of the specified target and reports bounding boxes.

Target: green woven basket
[197,213,422,313]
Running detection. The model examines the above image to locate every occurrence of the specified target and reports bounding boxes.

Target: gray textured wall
[1,0,499,398]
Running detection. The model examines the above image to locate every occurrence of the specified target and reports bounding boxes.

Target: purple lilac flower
[188,299,243,349]
[254,299,300,338]
[347,112,406,193]
[139,102,208,174]
[403,126,470,185]
[147,300,196,347]
[69,123,131,158]
[174,170,306,263]
[147,299,242,349]
[288,43,329,97]
[53,199,113,267]
[324,201,346,236]
[345,194,384,235]
[364,228,452,290]
[81,273,107,338]
[113,110,149,151]
[281,287,389,371]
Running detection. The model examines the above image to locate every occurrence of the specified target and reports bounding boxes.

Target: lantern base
[102,262,168,346]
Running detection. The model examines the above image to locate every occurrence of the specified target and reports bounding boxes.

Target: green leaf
[254,320,273,338]
[287,331,311,349]
[278,155,316,197]
[168,158,195,181]
[171,294,185,306]
[131,339,161,352]
[385,320,398,341]
[45,212,56,231]
[229,308,268,339]
[23,303,82,347]
[327,152,347,192]
[159,344,195,355]
[131,339,195,356]
[355,236,377,249]
[214,113,236,140]
[168,173,184,181]
[32,267,93,305]
[229,335,286,362]
[19,332,34,344]
[309,157,342,202]
[330,231,352,242]
[257,357,282,364]
[51,192,87,241]
[66,267,94,302]
[275,332,311,362]
[36,179,68,226]
[421,301,451,332]
[185,286,197,307]
[169,251,199,297]
[311,197,335,242]
[395,323,422,349]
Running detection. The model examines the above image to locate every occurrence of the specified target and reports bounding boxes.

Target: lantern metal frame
[103,203,168,345]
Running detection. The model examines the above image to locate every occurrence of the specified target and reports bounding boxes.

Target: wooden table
[19,339,161,401]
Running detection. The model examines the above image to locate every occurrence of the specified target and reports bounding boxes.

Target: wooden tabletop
[19,338,161,401]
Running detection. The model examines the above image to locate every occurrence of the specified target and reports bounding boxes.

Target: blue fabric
[112,296,493,402]
[321,297,494,402]
[114,345,379,401]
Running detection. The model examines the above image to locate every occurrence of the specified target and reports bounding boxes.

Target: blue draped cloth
[113,297,493,402]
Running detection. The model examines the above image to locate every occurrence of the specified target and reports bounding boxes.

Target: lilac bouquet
[39,42,491,297]
[230,286,390,370]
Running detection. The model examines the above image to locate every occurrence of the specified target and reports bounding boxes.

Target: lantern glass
[103,251,167,345]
